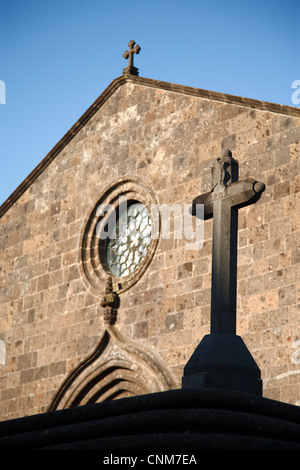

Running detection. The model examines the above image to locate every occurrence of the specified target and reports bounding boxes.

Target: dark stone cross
[182,149,266,396]
[123,40,141,76]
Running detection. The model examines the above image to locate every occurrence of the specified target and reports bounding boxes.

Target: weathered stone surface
[0,74,300,421]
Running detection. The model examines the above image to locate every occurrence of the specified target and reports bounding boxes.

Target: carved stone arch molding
[49,326,177,411]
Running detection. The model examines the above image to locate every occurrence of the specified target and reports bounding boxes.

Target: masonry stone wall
[1,76,300,421]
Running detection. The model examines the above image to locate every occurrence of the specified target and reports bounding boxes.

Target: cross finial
[123,40,141,76]
[213,149,238,189]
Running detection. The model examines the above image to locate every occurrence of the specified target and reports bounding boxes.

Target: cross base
[123,65,139,76]
[182,333,262,396]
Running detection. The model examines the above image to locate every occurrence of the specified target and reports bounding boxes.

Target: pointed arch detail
[49,326,177,411]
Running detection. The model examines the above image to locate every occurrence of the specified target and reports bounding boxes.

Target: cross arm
[191,192,214,219]
[227,178,265,209]
[191,178,265,219]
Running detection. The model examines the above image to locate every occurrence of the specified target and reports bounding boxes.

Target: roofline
[1,74,300,218]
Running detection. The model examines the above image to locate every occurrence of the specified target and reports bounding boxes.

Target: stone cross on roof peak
[123,40,141,76]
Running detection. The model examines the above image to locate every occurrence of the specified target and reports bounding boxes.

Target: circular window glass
[105,202,152,278]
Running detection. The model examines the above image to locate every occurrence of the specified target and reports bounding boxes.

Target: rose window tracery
[106,202,152,278]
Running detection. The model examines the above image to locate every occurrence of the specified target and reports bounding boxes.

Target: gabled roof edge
[132,75,300,117]
[1,74,300,218]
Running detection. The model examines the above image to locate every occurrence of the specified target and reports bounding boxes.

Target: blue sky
[0,0,299,206]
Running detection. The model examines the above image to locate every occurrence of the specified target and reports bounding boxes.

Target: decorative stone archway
[49,325,177,411]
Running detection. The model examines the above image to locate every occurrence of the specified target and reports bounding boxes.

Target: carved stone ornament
[100,276,120,325]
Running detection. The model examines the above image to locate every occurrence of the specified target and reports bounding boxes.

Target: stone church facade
[1,69,300,422]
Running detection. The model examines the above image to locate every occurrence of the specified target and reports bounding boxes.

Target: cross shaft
[192,150,265,333]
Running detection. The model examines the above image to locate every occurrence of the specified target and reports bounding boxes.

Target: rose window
[106,202,152,278]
